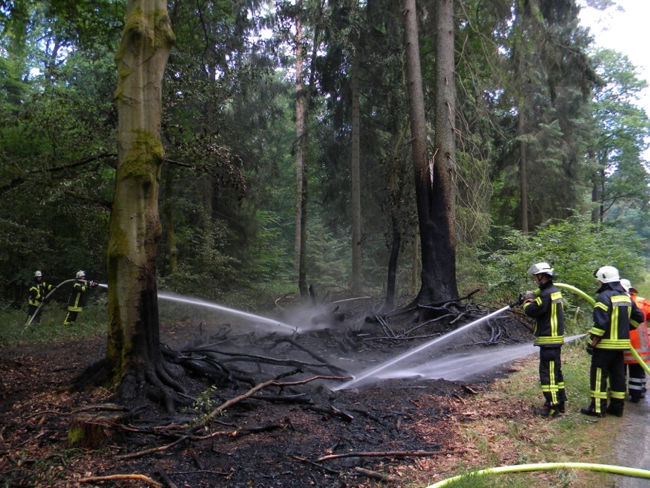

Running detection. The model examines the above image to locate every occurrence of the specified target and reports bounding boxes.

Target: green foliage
[305,214,351,292]
[190,384,225,426]
[481,215,644,305]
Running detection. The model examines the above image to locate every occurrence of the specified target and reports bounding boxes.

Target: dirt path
[615,392,650,487]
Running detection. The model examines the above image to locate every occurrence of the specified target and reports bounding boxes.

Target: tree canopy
[1,0,649,311]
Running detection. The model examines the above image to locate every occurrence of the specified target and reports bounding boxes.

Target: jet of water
[334,305,512,390]
[376,334,585,382]
[94,284,297,332]
[157,291,298,332]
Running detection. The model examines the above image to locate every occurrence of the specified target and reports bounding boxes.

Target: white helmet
[620,279,632,292]
[594,265,620,283]
[76,270,86,279]
[34,270,42,277]
[527,262,554,276]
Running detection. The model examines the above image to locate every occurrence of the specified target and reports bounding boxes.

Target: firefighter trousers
[589,349,626,414]
[539,346,566,406]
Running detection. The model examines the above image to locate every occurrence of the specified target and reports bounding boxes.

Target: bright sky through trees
[579,1,650,121]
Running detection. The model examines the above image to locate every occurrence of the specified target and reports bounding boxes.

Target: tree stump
[68,405,129,449]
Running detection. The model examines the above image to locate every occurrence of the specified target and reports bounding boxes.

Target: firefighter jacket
[28,279,52,307]
[523,280,565,347]
[590,282,644,350]
[623,295,650,365]
[67,279,88,312]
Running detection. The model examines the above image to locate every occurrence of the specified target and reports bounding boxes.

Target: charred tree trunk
[403,0,459,306]
[106,0,180,411]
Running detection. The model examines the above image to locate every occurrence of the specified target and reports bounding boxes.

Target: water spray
[334,304,514,391]
[156,291,298,332]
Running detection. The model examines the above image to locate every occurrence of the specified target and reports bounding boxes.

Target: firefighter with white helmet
[26,270,52,324]
[521,262,567,417]
[581,266,644,418]
[621,279,650,402]
[63,270,98,325]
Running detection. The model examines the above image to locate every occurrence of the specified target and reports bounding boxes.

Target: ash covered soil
[0,299,534,487]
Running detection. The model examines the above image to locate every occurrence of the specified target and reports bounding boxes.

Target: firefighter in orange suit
[621,279,650,402]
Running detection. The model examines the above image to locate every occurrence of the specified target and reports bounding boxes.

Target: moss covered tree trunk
[106,0,178,410]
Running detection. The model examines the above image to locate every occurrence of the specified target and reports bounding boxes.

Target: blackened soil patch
[0,305,533,487]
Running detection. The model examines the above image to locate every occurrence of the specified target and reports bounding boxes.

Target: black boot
[606,399,624,417]
[558,402,566,413]
[535,404,560,417]
[580,401,606,418]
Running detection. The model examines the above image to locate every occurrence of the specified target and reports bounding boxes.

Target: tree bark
[403,0,459,306]
[107,0,178,410]
[350,30,362,295]
[163,167,178,274]
[518,104,528,232]
[294,12,309,298]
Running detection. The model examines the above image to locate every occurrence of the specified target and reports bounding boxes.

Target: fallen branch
[273,337,347,375]
[317,450,445,462]
[354,466,398,482]
[303,404,354,422]
[116,435,189,461]
[155,467,178,488]
[77,474,162,487]
[203,375,350,424]
[292,455,339,475]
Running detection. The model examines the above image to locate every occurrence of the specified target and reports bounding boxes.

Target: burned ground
[0,301,533,487]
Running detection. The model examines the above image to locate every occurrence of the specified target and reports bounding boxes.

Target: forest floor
[0,300,608,488]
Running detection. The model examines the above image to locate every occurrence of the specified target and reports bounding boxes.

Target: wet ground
[0,303,537,487]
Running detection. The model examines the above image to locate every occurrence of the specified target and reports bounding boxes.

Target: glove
[525,290,535,299]
[90,281,98,288]
[586,334,600,356]
[509,294,525,307]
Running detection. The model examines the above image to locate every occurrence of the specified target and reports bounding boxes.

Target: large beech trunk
[106,0,178,410]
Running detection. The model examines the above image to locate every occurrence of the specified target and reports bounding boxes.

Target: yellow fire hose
[424,462,650,487]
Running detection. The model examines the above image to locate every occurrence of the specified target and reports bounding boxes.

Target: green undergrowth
[0,301,106,347]
[422,340,637,488]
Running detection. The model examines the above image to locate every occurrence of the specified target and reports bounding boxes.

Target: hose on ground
[424,462,650,487]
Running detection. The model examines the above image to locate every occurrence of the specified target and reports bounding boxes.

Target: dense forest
[1,0,649,311]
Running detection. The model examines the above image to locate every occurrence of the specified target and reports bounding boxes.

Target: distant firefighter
[26,270,52,324]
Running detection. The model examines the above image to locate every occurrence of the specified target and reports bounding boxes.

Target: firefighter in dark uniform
[63,270,97,325]
[581,266,644,418]
[522,262,567,417]
[26,270,52,324]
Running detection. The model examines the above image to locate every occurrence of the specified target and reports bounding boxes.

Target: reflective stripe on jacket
[28,280,52,306]
[590,283,644,350]
[523,281,565,346]
[67,280,88,312]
